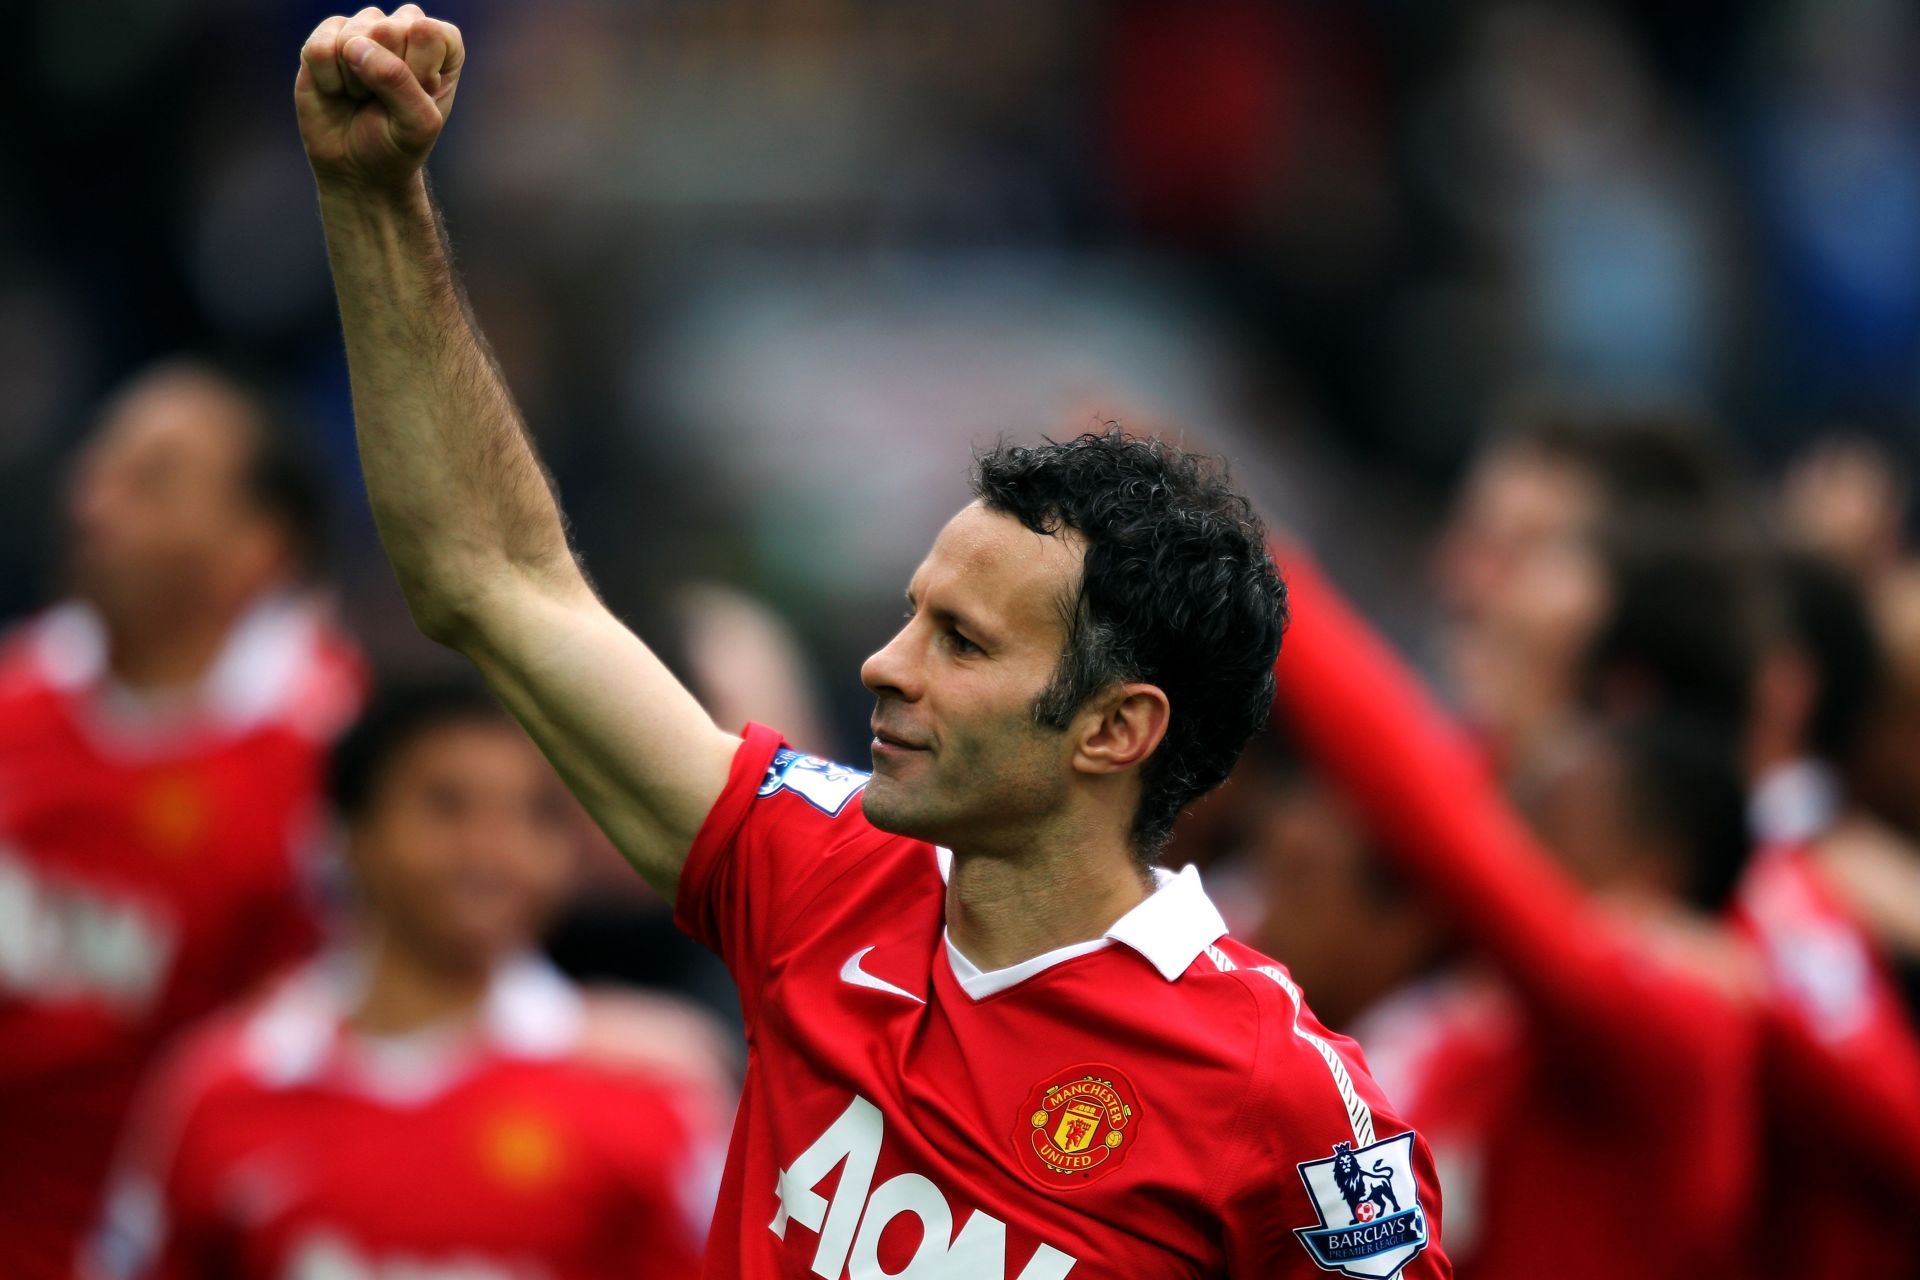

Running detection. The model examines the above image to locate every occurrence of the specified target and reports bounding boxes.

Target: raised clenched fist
[295,4,464,192]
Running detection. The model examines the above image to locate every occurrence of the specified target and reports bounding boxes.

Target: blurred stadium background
[13,0,1920,676]
[8,0,1920,1276]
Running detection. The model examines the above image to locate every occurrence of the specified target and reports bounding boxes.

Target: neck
[944,826,1153,972]
[102,599,248,694]
[1745,733,1797,784]
[349,931,494,1037]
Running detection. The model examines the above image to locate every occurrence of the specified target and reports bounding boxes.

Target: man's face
[351,720,574,975]
[859,503,1086,850]
[1435,445,1610,751]
[66,373,278,629]
[1437,446,1601,623]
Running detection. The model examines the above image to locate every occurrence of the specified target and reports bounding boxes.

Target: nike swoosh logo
[840,947,925,1005]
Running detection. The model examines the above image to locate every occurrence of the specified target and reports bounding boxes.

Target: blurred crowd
[9,0,1920,671]
[6,0,1920,1278]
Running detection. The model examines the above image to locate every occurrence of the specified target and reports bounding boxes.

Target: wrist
[314,171,433,220]
[315,173,444,269]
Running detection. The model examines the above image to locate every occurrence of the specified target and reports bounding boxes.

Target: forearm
[318,174,583,640]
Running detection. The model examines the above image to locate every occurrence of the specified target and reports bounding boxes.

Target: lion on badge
[1330,1142,1401,1224]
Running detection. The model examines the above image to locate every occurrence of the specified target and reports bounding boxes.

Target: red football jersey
[1735,841,1920,1280]
[0,597,364,1280]
[1274,554,1765,1280]
[672,723,1450,1280]
[84,957,723,1280]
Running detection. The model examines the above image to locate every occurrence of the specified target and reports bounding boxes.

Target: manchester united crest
[1015,1064,1139,1188]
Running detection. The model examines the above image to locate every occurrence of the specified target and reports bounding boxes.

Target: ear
[1071,682,1170,776]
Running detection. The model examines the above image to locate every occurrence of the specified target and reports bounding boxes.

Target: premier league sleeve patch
[1293,1131,1431,1278]
[756,748,869,817]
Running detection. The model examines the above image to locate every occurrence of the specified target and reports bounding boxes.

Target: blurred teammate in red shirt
[1276,551,1768,1280]
[0,362,364,1280]
[1738,551,1920,1279]
[85,681,730,1280]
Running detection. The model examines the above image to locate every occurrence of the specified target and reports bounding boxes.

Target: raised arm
[294,6,736,899]
[1271,550,1731,1066]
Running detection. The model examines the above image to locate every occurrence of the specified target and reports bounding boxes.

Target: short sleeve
[673,724,890,1027]
[1217,982,1452,1279]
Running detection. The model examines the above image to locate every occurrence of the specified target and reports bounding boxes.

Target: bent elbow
[390,563,491,650]
[402,587,481,651]
[398,556,591,653]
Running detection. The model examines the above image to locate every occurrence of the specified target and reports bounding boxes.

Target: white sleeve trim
[1204,944,1375,1147]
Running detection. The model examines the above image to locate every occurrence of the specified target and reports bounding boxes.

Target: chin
[859,777,938,843]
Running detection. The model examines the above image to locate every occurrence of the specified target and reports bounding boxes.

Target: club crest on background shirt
[1014,1064,1139,1189]
[757,749,868,816]
[1293,1131,1430,1278]
[135,772,210,856]
[480,1109,566,1192]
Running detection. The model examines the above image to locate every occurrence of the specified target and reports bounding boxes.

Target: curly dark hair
[972,430,1287,857]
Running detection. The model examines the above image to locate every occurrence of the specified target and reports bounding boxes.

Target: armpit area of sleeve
[672,722,787,951]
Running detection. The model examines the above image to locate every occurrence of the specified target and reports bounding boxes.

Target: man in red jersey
[0,362,364,1280]
[291,9,1449,1277]
[84,681,729,1280]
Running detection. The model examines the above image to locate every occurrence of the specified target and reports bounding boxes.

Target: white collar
[1750,757,1840,847]
[937,851,1230,1000]
[945,932,1112,1000]
[29,593,328,753]
[241,952,583,1104]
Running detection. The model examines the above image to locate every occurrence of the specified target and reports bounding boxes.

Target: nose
[860,621,921,702]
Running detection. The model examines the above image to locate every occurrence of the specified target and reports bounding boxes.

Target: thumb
[345,35,441,149]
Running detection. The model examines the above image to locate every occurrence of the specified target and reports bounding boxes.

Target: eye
[947,628,981,656]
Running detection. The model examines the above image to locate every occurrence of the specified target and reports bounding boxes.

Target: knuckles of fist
[301,5,461,103]
[297,4,464,171]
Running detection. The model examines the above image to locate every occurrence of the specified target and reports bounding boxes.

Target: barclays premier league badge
[757,748,869,816]
[1293,1131,1430,1278]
